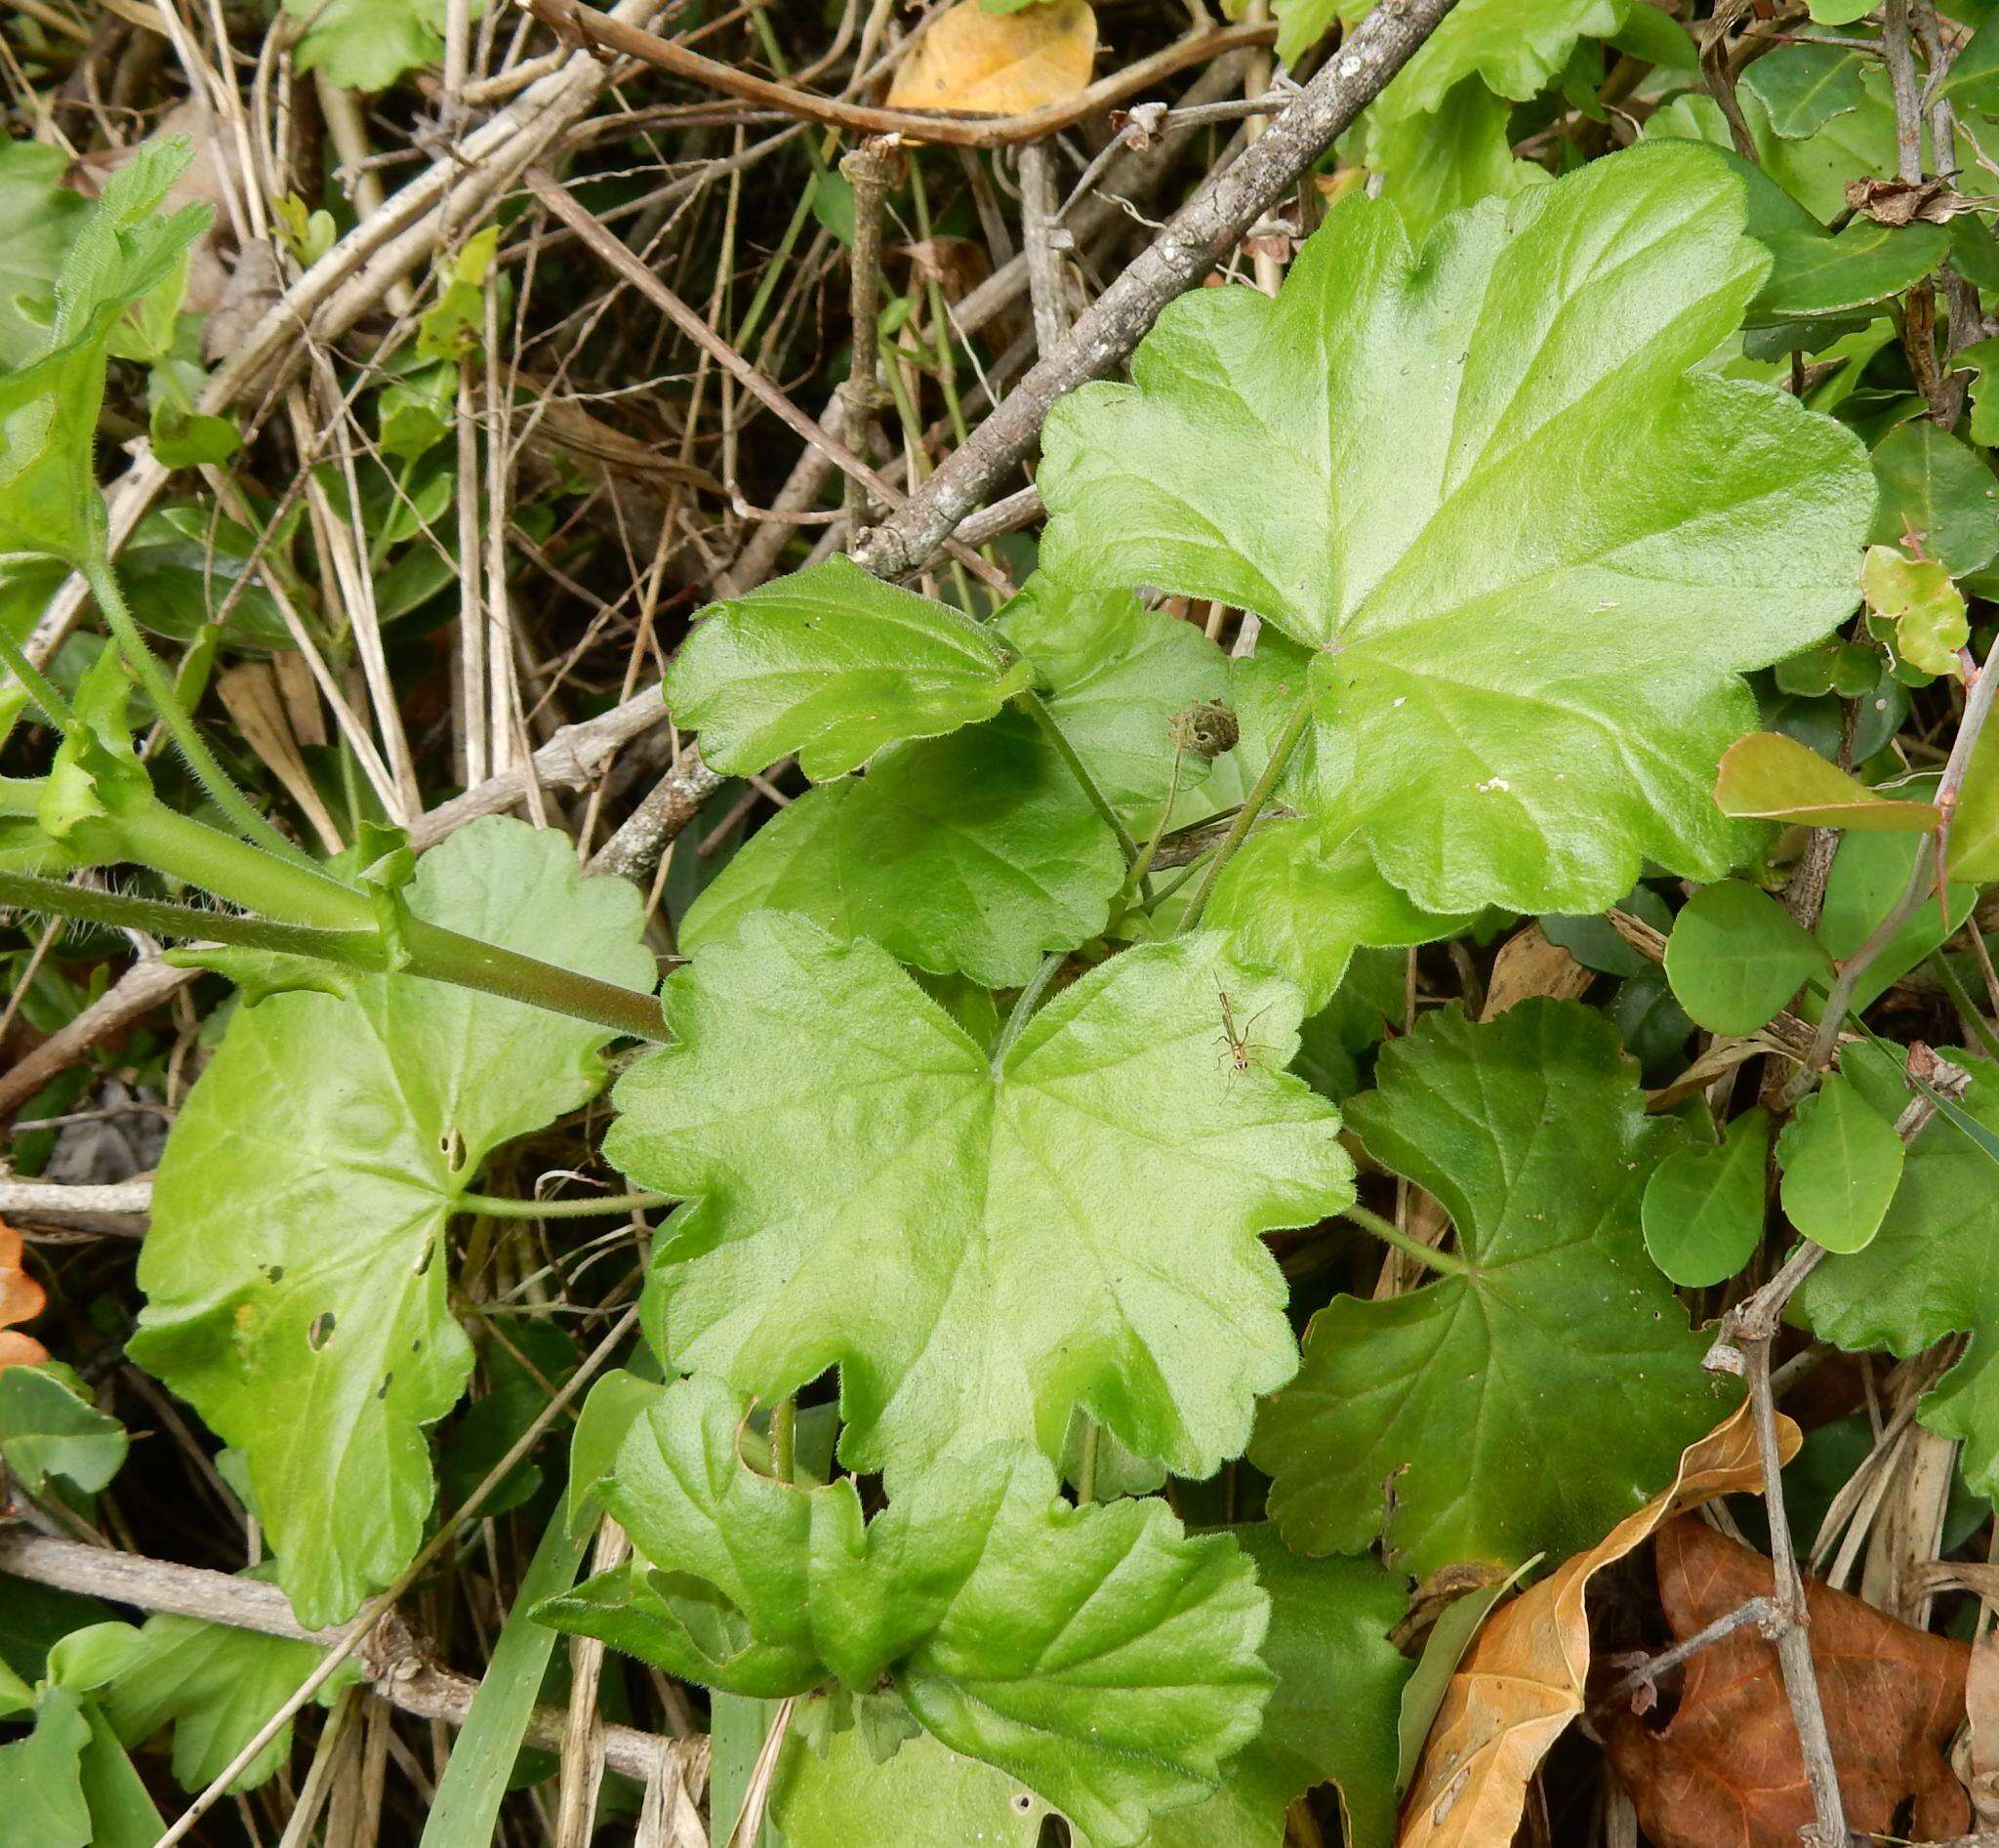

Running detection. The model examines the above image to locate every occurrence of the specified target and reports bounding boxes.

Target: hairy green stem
[1341,1202,1471,1279]
[1177,688,1313,934]
[456,1189,675,1219]
[0,866,668,1042]
[400,917,668,1041]
[0,869,383,964]
[81,550,315,870]
[1122,744,1184,905]
[0,626,76,730]
[1015,688,1144,871]
[107,801,374,931]
[770,1399,796,1486]
[992,949,1066,1072]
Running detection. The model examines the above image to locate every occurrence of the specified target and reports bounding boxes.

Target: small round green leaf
[1642,1107,1773,1287]
[1664,881,1831,1037]
[1776,1073,1906,1254]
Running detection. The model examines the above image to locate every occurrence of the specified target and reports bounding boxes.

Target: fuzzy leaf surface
[538,1375,1272,1846]
[681,712,1122,988]
[1039,144,1872,916]
[1252,1001,1731,1574]
[665,555,1032,780]
[130,818,654,1626]
[608,917,1350,1489]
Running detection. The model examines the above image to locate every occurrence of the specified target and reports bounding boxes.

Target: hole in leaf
[307,1311,336,1351]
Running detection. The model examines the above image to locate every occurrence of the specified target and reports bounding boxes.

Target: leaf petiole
[1176,687,1314,934]
[1015,687,1145,875]
[1340,1202,1472,1279]
[455,1189,675,1219]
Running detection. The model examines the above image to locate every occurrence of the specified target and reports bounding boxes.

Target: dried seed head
[1171,700,1239,760]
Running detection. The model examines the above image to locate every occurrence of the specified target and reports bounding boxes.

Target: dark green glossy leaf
[1642,1106,1773,1287]
[1664,882,1830,1037]
[1253,1002,1731,1575]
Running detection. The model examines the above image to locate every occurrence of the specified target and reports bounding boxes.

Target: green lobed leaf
[1203,813,1470,1012]
[1798,1051,1999,1495]
[1663,881,1830,1037]
[665,555,1033,781]
[0,1685,91,1848]
[1776,1072,1906,1254]
[0,144,89,372]
[1642,1106,1773,1288]
[1252,1001,1732,1575]
[771,1730,1052,1848]
[680,712,1123,989]
[284,0,469,90]
[1861,544,1969,678]
[538,1375,1273,1846]
[0,140,210,568]
[1357,78,1544,242]
[608,917,1351,1491]
[0,1364,127,1497]
[99,1579,344,1794]
[1172,1526,1411,1848]
[1039,143,1873,919]
[996,570,1231,820]
[130,816,654,1627]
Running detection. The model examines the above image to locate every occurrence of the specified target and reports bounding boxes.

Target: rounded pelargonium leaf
[679,712,1123,990]
[130,817,655,1628]
[1252,1001,1732,1576]
[665,555,1033,781]
[1038,141,1873,918]
[605,917,1352,1491]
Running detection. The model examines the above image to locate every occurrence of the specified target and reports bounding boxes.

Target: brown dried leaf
[0,1221,48,1373]
[1604,1518,1971,1848]
[1480,923,1590,1020]
[886,0,1097,117]
[1399,1403,1796,1848]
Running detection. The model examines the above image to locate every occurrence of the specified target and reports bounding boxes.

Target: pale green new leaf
[0,144,88,371]
[0,1364,127,1497]
[1663,881,1830,1037]
[772,1731,1052,1848]
[608,917,1351,1490]
[1862,545,1970,679]
[1279,0,1621,114]
[130,817,654,1627]
[666,555,1032,780]
[1203,813,1470,1012]
[681,713,1122,989]
[0,139,209,567]
[998,571,1231,820]
[1799,1052,1999,1497]
[1252,1002,1731,1575]
[1039,144,1873,917]
[1777,1073,1905,1255]
[284,0,469,90]
[539,1376,1273,1846]
[1713,730,1941,832]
